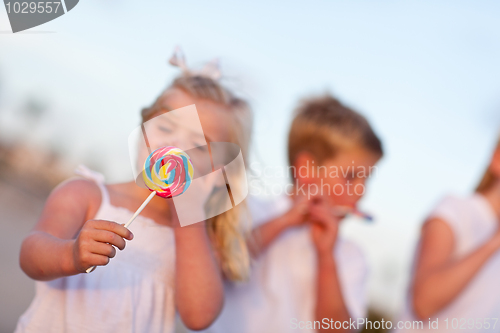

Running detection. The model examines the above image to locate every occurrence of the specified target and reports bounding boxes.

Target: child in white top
[397,137,500,332]
[15,67,253,333]
[198,94,383,333]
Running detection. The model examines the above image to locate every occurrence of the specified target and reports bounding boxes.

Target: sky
[1,0,500,316]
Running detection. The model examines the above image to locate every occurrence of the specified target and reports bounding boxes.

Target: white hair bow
[168,46,221,81]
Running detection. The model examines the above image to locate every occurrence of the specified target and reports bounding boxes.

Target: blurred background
[1,0,500,332]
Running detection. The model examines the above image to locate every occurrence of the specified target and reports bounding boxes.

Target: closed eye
[158,125,172,134]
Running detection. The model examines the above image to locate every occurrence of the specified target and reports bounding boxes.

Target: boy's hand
[247,195,309,258]
[283,195,309,228]
[309,196,341,256]
[72,219,134,272]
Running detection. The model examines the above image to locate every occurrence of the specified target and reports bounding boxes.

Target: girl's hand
[309,197,342,256]
[72,219,134,272]
[170,171,219,227]
[187,170,219,206]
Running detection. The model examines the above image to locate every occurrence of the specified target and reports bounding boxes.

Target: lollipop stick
[85,190,157,273]
[124,190,156,228]
[331,206,373,222]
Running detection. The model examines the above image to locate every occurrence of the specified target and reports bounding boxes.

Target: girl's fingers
[202,170,219,193]
[90,230,126,250]
[85,253,110,267]
[89,241,117,258]
[91,220,134,240]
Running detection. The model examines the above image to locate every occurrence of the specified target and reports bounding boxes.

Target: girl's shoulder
[56,176,102,198]
[59,176,99,188]
[427,194,479,222]
[427,194,464,219]
[424,193,494,239]
[420,195,466,239]
[48,176,103,220]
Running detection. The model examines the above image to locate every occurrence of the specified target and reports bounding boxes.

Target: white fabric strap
[74,164,110,206]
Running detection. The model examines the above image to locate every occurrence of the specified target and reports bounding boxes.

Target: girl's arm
[174,221,224,330]
[20,179,133,281]
[412,217,500,319]
[170,172,224,330]
[247,196,308,257]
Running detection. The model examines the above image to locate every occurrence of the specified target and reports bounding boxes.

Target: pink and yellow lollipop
[142,146,194,198]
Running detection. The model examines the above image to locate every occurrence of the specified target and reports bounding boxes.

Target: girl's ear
[490,147,500,178]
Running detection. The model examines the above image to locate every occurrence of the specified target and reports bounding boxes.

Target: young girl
[15,56,253,333]
[398,136,500,332]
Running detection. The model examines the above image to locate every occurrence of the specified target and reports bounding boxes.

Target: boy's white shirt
[195,194,368,333]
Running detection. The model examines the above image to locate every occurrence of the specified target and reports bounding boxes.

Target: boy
[199,94,383,332]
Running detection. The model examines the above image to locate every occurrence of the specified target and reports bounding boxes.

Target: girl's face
[136,88,233,178]
[151,87,232,143]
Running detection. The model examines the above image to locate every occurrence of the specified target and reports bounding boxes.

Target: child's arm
[170,202,224,331]
[412,217,500,319]
[247,196,308,257]
[309,198,354,332]
[19,179,133,281]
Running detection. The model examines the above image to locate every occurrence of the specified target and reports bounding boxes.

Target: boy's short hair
[287,94,383,167]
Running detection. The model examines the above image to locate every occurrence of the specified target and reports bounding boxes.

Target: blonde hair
[288,94,383,167]
[141,75,252,281]
[476,137,500,194]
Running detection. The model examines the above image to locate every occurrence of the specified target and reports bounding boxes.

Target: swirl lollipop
[142,146,194,198]
[86,146,193,273]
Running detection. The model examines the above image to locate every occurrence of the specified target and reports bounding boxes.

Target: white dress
[195,194,368,333]
[397,193,500,333]
[15,165,177,333]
